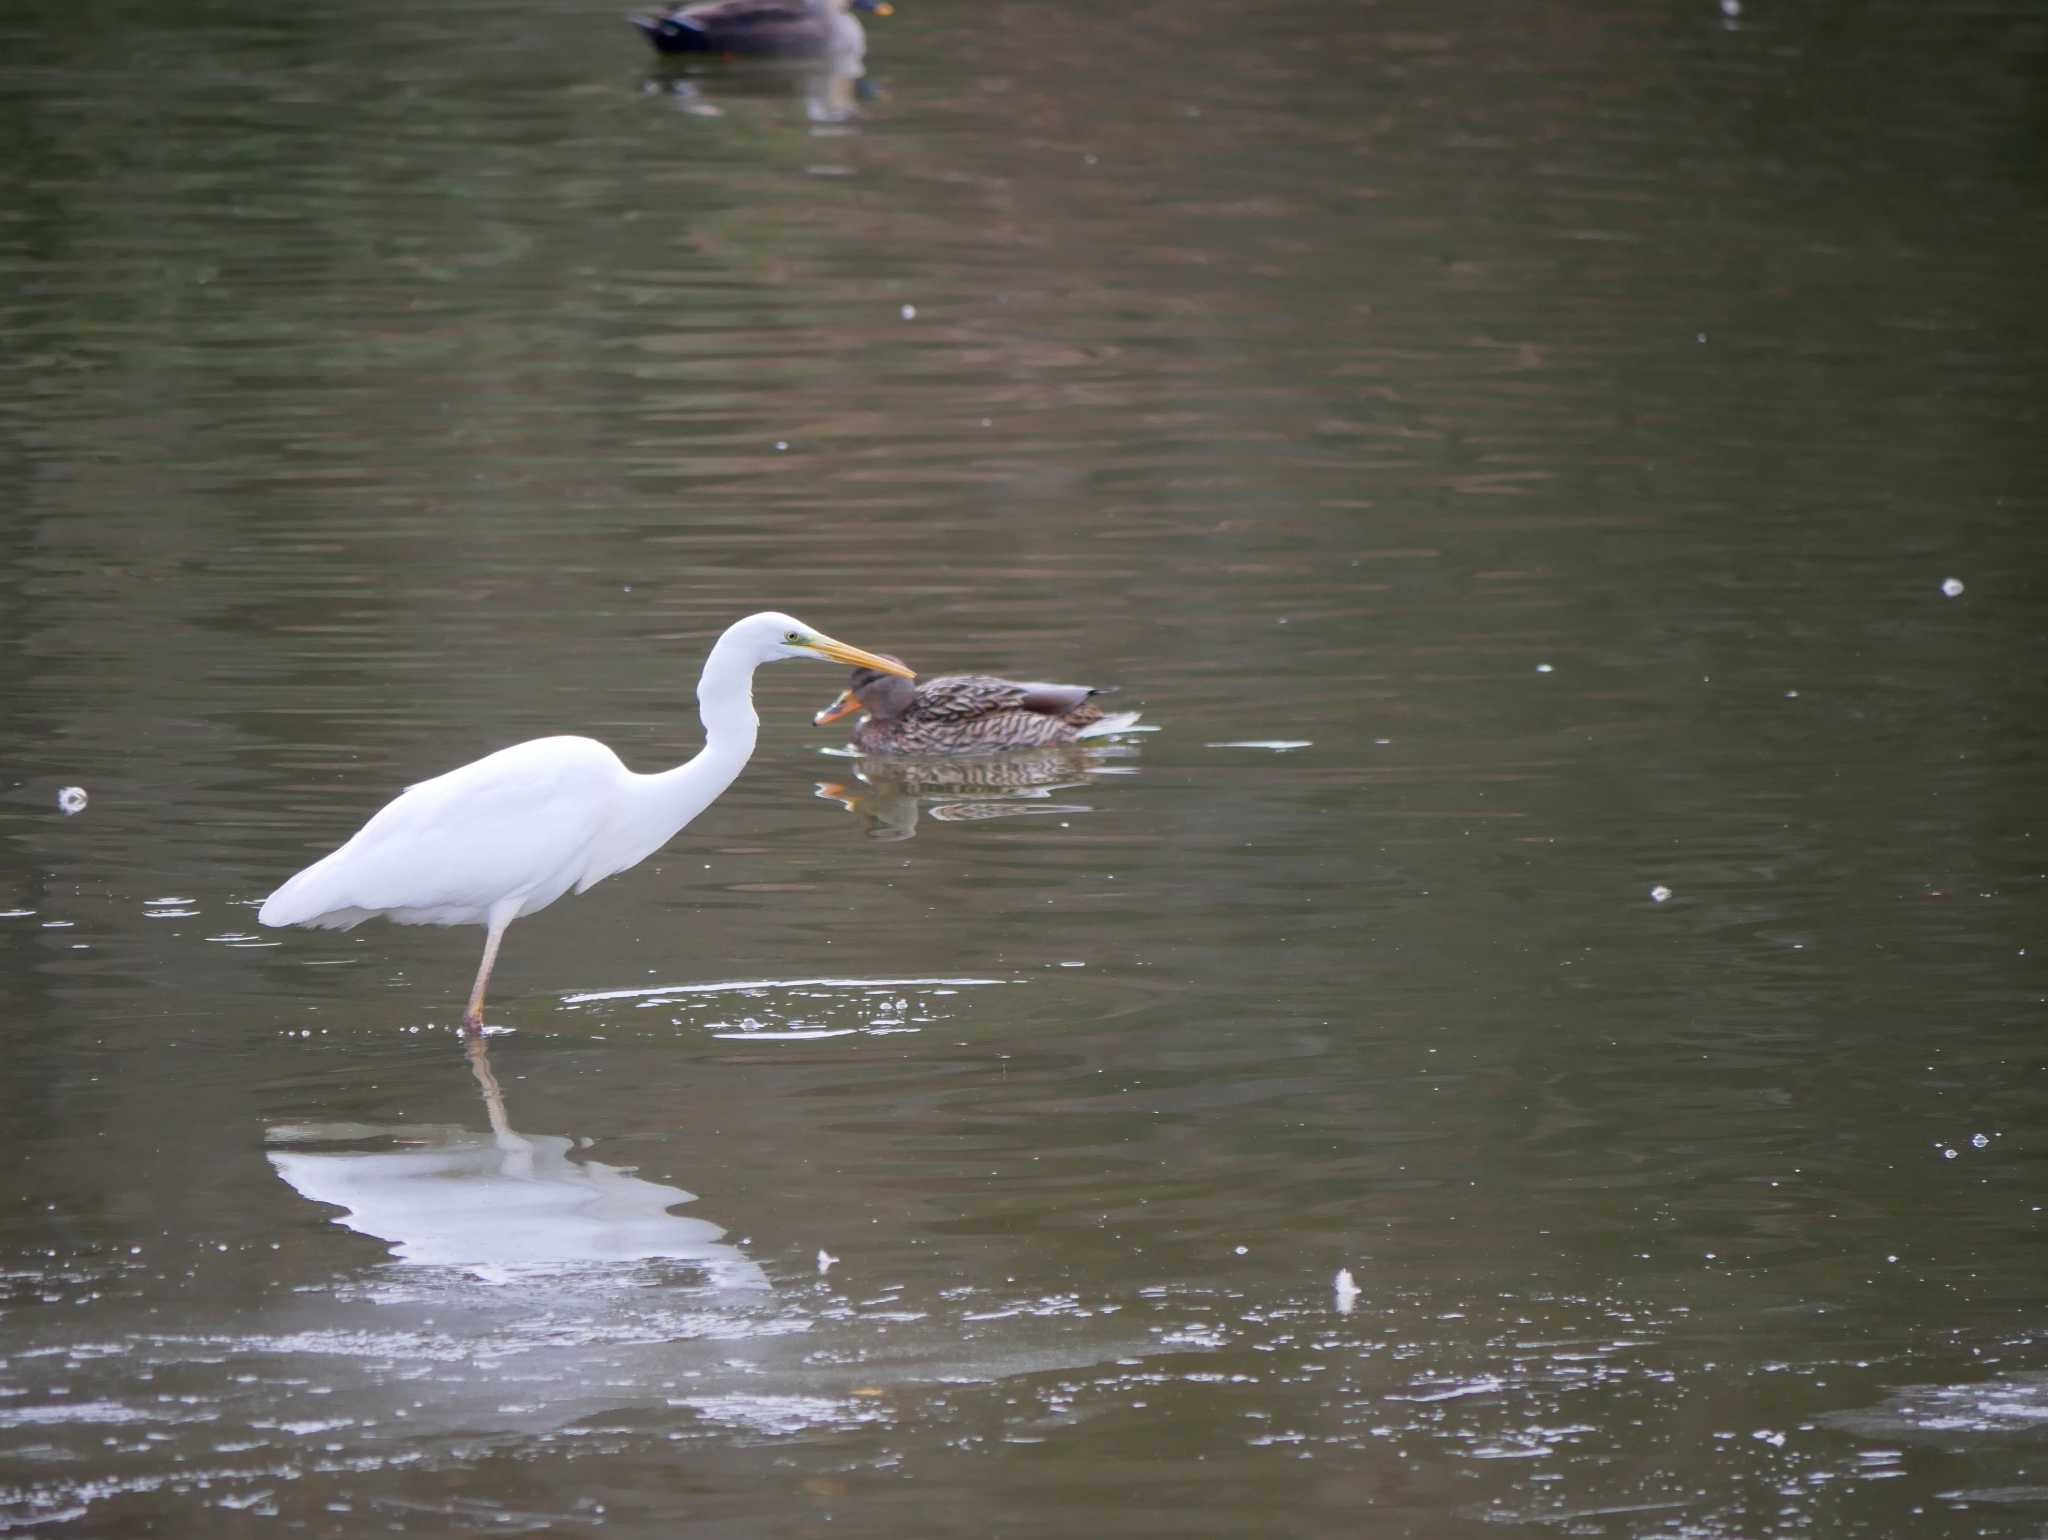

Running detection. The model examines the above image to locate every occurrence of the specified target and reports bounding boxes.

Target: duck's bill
[813,689,863,726]
[808,637,915,676]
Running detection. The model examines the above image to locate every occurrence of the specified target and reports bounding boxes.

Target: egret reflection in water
[814,744,1138,841]
[267,1036,766,1289]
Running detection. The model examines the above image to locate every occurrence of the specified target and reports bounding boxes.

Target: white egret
[258,611,914,1032]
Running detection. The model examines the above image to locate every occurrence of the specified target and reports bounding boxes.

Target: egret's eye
[785,631,804,644]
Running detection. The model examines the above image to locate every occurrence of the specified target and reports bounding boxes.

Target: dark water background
[3,0,2047,1533]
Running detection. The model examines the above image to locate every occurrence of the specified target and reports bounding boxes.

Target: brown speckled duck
[815,657,1141,755]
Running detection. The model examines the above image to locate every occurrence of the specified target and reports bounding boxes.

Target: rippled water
[4,0,2047,1532]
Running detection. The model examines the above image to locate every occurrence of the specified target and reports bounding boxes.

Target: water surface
[3,0,2047,1533]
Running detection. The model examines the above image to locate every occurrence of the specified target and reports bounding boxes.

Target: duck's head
[814,656,918,725]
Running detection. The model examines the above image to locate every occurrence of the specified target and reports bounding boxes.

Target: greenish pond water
[3,0,2046,1533]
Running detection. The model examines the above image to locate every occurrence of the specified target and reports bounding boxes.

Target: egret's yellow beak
[814,689,864,726]
[807,637,915,677]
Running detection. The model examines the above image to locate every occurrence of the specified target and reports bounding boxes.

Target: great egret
[258,611,914,1032]
[813,658,1140,753]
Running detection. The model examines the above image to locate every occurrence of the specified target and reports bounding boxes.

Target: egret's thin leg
[462,913,512,1033]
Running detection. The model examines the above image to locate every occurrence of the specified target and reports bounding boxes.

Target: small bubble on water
[1940,577,1965,598]
[1535,663,1554,674]
[1234,1245,1248,1256]
[1651,885,1673,903]
[899,303,917,320]
[1942,1147,1958,1160]
[1971,1132,1990,1149]
[1720,0,1740,15]
[56,786,88,814]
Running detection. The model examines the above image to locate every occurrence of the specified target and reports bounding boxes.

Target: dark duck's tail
[628,10,713,52]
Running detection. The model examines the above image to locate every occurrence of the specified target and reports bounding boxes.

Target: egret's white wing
[260,737,626,928]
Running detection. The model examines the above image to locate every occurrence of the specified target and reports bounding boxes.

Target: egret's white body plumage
[258,735,702,931]
[258,611,912,1029]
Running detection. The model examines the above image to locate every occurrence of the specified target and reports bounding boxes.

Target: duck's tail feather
[1078,710,1144,738]
[629,11,709,47]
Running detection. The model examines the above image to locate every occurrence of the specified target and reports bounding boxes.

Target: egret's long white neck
[637,630,761,836]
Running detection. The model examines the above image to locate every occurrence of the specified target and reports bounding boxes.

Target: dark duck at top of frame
[629,0,891,59]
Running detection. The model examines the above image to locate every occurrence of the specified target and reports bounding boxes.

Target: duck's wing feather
[676,0,815,20]
[671,0,820,35]
[909,675,1033,721]
[1014,682,1109,717]
[913,675,1110,721]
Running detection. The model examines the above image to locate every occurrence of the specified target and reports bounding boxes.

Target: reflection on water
[814,744,1139,840]
[644,57,874,124]
[1824,1374,2048,1442]
[267,1037,767,1288]
[558,974,1011,1038]
[3,0,2045,1528]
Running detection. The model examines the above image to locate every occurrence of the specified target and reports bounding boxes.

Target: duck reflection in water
[266,1036,766,1289]
[647,56,877,123]
[815,746,1127,841]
